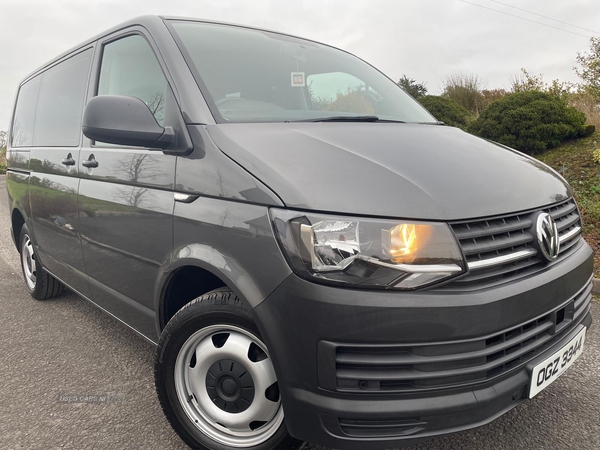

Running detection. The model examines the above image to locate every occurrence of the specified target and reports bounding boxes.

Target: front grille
[445,198,582,289]
[332,278,592,393]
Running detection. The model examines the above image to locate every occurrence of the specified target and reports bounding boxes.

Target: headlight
[271,209,465,290]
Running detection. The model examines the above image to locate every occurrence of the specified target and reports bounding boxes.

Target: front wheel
[154,288,301,450]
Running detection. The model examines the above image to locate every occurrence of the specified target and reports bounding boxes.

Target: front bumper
[252,240,594,449]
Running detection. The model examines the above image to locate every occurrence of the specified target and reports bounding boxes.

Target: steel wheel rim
[174,324,284,447]
[21,235,36,290]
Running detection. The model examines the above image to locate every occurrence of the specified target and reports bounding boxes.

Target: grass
[536,132,600,274]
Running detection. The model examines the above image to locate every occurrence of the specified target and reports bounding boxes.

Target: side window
[307,72,377,114]
[33,49,93,146]
[11,77,41,147]
[98,35,167,126]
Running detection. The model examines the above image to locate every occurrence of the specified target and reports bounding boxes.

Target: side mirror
[82,95,174,149]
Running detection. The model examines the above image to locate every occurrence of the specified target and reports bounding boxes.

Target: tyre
[19,224,65,300]
[155,288,301,450]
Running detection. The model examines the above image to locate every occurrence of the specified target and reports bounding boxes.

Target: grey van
[5,15,593,450]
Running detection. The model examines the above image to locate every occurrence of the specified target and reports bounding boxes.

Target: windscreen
[170,21,436,123]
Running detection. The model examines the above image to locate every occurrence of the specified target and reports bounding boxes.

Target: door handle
[82,154,98,169]
[61,154,75,166]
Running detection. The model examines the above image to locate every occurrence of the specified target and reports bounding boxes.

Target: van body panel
[74,25,178,337]
[175,125,284,206]
[171,197,292,310]
[25,47,95,298]
[28,160,89,297]
[6,150,30,172]
[77,170,174,319]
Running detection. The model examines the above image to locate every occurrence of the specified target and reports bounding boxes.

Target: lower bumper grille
[331,278,592,393]
[338,418,427,438]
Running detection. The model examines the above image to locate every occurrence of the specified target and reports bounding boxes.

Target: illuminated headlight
[271,209,466,290]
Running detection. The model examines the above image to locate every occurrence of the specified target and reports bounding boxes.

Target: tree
[510,68,574,102]
[114,153,164,208]
[442,73,485,115]
[0,131,7,175]
[482,88,508,106]
[510,68,545,93]
[397,75,427,99]
[575,37,600,99]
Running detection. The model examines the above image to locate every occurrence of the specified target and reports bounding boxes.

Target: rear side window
[98,35,167,126]
[33,49,92,147]
[11,77,41,148]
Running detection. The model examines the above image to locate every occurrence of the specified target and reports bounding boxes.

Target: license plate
[529,327,586,398]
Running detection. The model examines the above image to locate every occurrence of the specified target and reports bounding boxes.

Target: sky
[1,0,599,129]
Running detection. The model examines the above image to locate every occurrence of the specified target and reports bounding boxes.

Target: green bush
[418,95,474,130]
[581,124,596,137]
[468,91,587,154]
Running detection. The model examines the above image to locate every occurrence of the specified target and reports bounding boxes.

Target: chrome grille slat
[559,226,581,243]
[447,199,582,288]
[458,256,543,285]
[466,249,537,270]
[559,233,583,254]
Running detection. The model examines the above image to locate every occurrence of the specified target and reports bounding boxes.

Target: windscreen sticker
[291,72,305,87]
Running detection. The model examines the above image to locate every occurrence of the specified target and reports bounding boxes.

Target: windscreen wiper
[292,115,405,123]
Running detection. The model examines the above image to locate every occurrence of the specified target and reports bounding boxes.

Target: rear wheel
[19,224,65,300]
[155,288,301,450]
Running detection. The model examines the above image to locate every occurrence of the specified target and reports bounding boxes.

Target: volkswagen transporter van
[5,15,593,450]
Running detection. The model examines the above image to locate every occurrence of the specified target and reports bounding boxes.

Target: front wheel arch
[155,257,259,335]
[159,264,228,330]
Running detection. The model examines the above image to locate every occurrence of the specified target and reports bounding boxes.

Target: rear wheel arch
[11,208,26,251]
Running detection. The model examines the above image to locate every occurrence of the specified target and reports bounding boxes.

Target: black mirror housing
[82,95,174,149]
